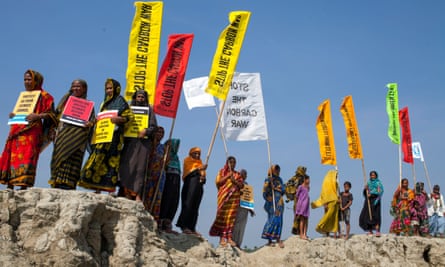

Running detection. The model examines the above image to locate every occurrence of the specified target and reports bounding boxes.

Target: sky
[1,1,444,249]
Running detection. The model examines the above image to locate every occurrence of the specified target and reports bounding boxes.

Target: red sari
[0,84,55,187]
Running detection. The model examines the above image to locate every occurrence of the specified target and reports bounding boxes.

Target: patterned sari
[209,159,244,239]
[390,186,414,235]
[0,70,56,188]
[79,79,133,192]
[261,170,285,241]
[49,82,94,189]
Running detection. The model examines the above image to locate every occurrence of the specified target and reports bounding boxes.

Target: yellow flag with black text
[125,1,163,105]
[316,99,337,166]
[206,11,251,100]
[340,95,363,159]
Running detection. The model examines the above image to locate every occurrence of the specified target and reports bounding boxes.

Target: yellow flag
[316,99,337,165]
[206,11,251,100]
[340,95,363,159]
[125,1,163,105]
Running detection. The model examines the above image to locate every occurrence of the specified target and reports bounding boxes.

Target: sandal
[182,228,193,235]
[375,232,381,237]
[367,231,373,236]
[228,239,237,247]
[278,241,285,248]
[266,242,275,247]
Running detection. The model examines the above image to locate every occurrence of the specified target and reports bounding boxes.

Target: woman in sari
[143,126,166,222]
[0,69,56,189]
[389,178,414,236]
[176,147,207,235]
[311,169,339,236]
[209,156,244,247]
[118,90,157,202]
[359,170,384,236]
[410,182,429,236]
[78,78,133,193]
[159,138,181,233]
[261,164,285,248]
[49,79,95,189]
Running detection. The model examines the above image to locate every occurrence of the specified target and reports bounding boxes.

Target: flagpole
[266,138,276,212]
[398,145,402,186]
[214,106,229,158]
[150,118,175,213]
[422,160,433,193]
[361,159,373,220]
[411,163,417,186]
[205,100,227,166]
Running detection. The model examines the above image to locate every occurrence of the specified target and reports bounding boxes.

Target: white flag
[412,141,424,162]
[220,73,268,141]
[182,77,216,109]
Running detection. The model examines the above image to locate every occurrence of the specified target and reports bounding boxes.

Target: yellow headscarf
[182,147,205,180]
[311,169,338,209]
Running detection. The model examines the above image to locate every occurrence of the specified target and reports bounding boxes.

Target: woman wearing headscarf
[209,156,244,247]
[0,69,56,189]
[143,126,166,222]
[118,90,157,201]
[359,170,384,236]
[49,79,95,189]
[410,182,429,236]
[428,184,445,237]
[176,147,207,235]
[390,178,414,236]
[159,138,181,233]
[261,164,285,248]
[78,78,133,193]
[311,169,339,236]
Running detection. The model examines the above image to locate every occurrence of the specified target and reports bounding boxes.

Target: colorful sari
[78,79,133,192]
[311,169,339,234]
[49,81,94,189]
[0,70,56,188]
[143,140,166,222]
[390,186,414,235]
[209,158,244,239]
[261,168,285,241]
[410,182,429,236]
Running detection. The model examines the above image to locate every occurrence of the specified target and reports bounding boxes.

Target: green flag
[386,83,400,144]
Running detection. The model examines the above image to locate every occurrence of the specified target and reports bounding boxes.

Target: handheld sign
[240,184,254,210]
[8,91,41,125]
[60,96,94,127]
[91,110,118,144]
[124,106,149,138]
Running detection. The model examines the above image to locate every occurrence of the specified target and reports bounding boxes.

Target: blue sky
[1,1,444,248]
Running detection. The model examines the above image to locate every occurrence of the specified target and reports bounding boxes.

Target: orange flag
[340,95,363,159]
[316,99,337,165]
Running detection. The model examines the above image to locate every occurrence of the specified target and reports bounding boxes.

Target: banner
[153,34,194,118]
[386,83,400,144]
[340,95,363,159]
[412,141,424,162]
[316,99,336,166]
[8,90,41,125]
[399,107,413,164]
[125,1,163,104]
[206,11,251,100]
[91,110,118,144]
[124,106,149,138]
[183,77,216,109]
[239,184,254,210]
[60,96,94,127]
[220,73,268,141]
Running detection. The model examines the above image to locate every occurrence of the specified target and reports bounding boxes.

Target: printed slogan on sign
[91,110,118,144]
[124,106,149,138]
[8,91,41,125]
[221,73,268,141]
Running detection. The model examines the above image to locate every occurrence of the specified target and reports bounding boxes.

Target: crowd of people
[0,70,444,251]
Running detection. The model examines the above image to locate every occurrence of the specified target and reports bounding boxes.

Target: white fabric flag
[412,141,424,162]
[220,72,268,141]
[182,77,216,109]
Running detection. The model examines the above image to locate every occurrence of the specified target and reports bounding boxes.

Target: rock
[0,188,444,266]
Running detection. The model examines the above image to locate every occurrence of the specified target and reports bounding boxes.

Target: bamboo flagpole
[412,141,432,193]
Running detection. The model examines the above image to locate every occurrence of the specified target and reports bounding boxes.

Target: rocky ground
[0,188,443,267]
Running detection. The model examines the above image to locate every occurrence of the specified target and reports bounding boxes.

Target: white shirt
[427,193,445,217]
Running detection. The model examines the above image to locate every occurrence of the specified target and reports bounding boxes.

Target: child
[339,181,353,239]
[295,175,310,240]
